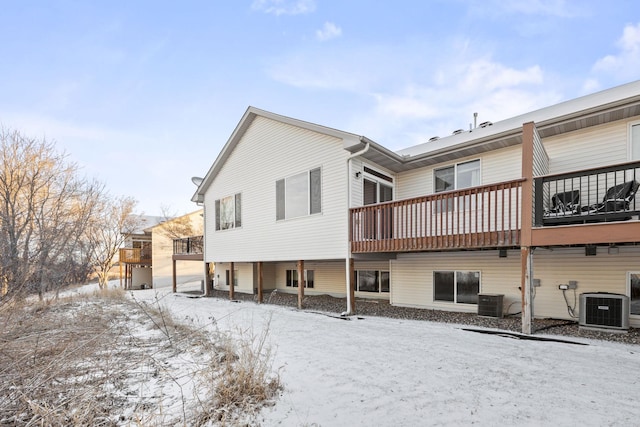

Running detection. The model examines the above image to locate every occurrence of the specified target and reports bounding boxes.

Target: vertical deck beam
[229,262,235,300]
[520,122,536,334]
[297,260,304,309]
[204,262,212,296]
[257,262,263,303]
[172,258,177,293]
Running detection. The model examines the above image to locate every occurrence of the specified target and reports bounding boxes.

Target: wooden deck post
[521,247,533,335]
[349,258,356,314]
[229,262,235,300]
[205,262,212,296]
[257,262,263,303]
[297,260,304,309]
[520,122,535,334]
[172,259,177,293]
[119,261,123,288]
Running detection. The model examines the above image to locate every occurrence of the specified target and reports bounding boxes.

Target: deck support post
[119,262,123,288]
[229,262,235,300]
[520,122,536,335]
[521,247,533,334]
[205,262,213,296]
[172,259,177,293]
[257,262,263,303]
[297,260,304,309]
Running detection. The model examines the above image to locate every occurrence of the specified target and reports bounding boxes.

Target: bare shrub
[0,291,282,425]
[194,317,282,426]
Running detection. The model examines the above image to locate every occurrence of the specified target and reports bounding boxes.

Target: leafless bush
[194,317,282,426]
[0,290,282,426]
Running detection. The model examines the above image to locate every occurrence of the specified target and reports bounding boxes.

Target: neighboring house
[150,209,205,290]
[119,215,164,289]
[192,80,640,333]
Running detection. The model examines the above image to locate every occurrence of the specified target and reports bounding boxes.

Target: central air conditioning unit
[579,293,629,331]
[477,294,504,318]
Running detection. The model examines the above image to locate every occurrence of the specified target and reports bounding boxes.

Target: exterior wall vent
[477,294,504,318]
[579,293,629,331]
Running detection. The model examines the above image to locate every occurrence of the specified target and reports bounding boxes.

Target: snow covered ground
[107,281,640,426]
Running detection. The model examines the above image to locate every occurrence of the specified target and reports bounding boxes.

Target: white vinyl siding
[395,145,521,200]
[543,120,629,174]
[204,116,349,262]
[630,121,640,160]
[214,262,254,293]
[391,251,521,314]
[527,246,640,321]
[390,246,640,322]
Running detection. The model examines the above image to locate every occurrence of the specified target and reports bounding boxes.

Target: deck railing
[119,247,152,264]
[534,161,640,226]
[350,179,524,253]
[173,235,204,255]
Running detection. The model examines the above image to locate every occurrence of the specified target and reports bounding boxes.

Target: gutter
[344,139,370,316]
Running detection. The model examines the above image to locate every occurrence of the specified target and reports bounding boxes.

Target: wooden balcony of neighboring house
[350,179,524,253]
[531,160,640,247]
[119,247,152,265]
[172,235,204,261]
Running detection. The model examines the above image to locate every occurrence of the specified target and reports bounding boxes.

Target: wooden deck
[350,179,524,253]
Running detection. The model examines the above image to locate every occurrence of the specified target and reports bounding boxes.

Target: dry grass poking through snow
[0,288,281,426]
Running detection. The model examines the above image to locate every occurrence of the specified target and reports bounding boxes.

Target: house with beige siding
[150,209,204,290]
[192,80,640,333]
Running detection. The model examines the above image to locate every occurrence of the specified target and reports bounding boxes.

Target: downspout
[344,139,370,315]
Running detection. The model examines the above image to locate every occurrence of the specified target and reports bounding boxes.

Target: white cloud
[475,0,580,18]
[251,0,316,16]
[266,38,561,149]
[592,22,640,80]
[316,22,342,41]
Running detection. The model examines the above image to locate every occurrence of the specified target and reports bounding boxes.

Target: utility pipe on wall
[344,140,370,315]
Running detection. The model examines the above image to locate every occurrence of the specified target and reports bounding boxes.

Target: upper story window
[276,167,322,220]
[363,166,393,205]
[631,122,640,160]
[215,193,241,231]
[434,159,480,193]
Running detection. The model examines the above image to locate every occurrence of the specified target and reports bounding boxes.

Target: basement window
[286,269,314,288]
[434,271,480,304]
[355,270,390,293]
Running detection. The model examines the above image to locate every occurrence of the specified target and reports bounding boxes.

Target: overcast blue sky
[1,0,639,215]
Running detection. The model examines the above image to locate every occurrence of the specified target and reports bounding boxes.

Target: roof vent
[428,136,440,142]
[452,129,464,135]
[479,121,493,128]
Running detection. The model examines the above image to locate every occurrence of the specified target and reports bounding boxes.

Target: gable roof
[191,106,366,203]
[192,80,640,204]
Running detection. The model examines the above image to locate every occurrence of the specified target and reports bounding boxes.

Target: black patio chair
[544,189,580,218]
[582,180,640,214]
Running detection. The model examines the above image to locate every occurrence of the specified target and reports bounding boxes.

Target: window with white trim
[434,160,480,211]
[363,166,394,205]
[434,271,480,304]
[215,193,241,230]
[355,270,390,293]
[630,122,640,160]
[276,168,322,220]
[286,269,314,288]
[435,159,480,192]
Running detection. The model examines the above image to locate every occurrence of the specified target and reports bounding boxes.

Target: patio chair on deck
[582,180,640,214]
[544,190,580,218]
